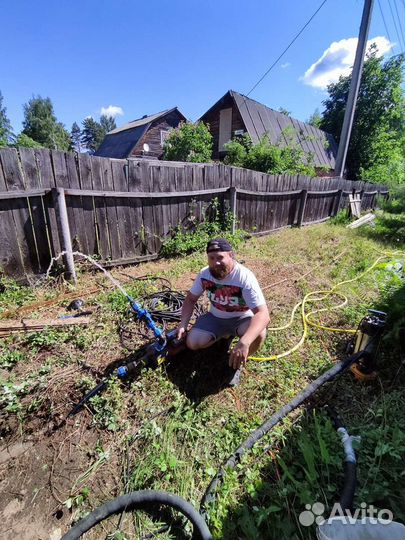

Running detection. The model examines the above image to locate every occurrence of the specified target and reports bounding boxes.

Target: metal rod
[52,187,77,284]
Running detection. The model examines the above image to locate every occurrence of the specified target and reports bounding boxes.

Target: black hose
[61,490,213,540]
[200,351,365,517]
[340,461,356,511]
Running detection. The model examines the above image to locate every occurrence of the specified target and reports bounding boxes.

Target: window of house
[160,130,170,147]
[219,108,232,151]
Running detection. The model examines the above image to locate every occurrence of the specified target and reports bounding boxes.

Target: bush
[161,198,245,257]
[163,121,213,163]
[224,133,316,176]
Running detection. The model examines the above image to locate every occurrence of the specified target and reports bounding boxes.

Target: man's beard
[209,265,231,279]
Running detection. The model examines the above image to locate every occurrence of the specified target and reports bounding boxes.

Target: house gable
[199,90,338,169]
[131,109,186,159]
[95,108,186,159]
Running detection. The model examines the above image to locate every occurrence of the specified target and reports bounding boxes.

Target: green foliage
[13,133,44,148]
[99,114,116,134]
[161,197,246,257]
[163,121,213,163]
[0,350,24,369]
[306,108,322,128]
[0,91,14,146]
[362,187,405,244]
[0,277,35,314]
[24,328,70,350]
[329,208,351,225]
[22,95,71,150]
[89,377,125,431]
[81,116,105,153]
[320,49,405,184]
[224,133,316,176]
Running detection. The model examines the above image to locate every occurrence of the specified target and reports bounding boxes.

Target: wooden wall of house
[201,95,245,160]
[131,111,184,160]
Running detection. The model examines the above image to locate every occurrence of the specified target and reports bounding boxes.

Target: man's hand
[177,326,186,340]
[229,339,249,369]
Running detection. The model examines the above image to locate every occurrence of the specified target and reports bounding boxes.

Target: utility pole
[334,0,375,178]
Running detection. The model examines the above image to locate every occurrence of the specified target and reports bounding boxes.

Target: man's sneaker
[227,368,241,387]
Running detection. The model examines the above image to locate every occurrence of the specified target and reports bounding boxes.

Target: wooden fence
[0,148,388,279]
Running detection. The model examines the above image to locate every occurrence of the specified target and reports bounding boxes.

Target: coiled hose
[61,490,212,540]
[249,251,404,362]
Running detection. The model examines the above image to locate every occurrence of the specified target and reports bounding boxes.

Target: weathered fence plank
[0,149,388,279]
[0,148,38,273]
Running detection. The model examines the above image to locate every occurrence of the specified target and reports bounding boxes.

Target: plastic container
[317,517,405,540]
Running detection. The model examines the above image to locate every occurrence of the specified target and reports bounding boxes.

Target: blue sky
[1,0,403,134]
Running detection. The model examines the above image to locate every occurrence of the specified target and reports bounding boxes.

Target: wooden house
[199,90,338,174]
[95,107,187,159]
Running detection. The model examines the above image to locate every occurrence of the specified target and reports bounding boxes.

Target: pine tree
[70,122,82,152]
[81,117,104,153]
[99,114,116,134]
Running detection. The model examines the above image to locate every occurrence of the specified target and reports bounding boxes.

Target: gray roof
[95,125,148,159]
[108,108,179,135]
[202,90,337,169]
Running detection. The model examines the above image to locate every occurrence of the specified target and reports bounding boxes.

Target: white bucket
[317,517,405,540]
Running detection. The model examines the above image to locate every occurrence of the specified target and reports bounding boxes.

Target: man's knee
[186,330,215,350]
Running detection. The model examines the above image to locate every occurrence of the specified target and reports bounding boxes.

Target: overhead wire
[244,0,329,99]
[388,0,405,52]
[392,0,405,50]
[378,0,394,49]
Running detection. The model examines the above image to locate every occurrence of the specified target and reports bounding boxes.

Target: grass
[0,210,404,539]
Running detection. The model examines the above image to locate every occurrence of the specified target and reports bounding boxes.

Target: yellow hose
[248,251,404,362]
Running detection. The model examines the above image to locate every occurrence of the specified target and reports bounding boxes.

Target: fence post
[229,186,237,234]
[52,187,77,284]
[333,189,343,216]
[296,189,308,227]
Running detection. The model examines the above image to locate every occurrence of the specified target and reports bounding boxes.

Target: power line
[377,0,394,49]
[245,0,328,98]
[392,0,405,50]
[388,0,405,52]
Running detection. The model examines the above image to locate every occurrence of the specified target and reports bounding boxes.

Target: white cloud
[301,36,393,89]
[281,62,291,69]
[100,105,124,118]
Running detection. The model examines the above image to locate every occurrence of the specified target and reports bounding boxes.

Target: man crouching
[177,238,269,386]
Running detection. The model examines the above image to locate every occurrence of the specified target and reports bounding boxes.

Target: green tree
[306,108,322,128]
[278,107,291,116]
[22,96,71,150]
[224,133,316,176]
[99,114,116,134]
[163,122,213,163]
[70,122,82,152]
[81,116,104,153]
[0,91,14,146]
[320,49,405,185]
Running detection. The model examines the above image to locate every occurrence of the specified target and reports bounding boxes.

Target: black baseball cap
[206,238,233,253]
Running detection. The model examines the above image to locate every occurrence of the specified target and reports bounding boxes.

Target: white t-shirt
[190,262,266,319]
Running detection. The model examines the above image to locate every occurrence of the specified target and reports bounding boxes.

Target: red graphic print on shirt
[201,278,249,312]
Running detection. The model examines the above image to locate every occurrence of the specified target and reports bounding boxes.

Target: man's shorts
[192,312,253,340]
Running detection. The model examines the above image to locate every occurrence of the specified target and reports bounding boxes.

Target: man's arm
[229,304,270,369]
[177,291,200,339]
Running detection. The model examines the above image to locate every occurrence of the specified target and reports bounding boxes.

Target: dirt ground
[0,237,353,539]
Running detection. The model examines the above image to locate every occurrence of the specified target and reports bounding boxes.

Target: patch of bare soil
[0,250,321,539]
